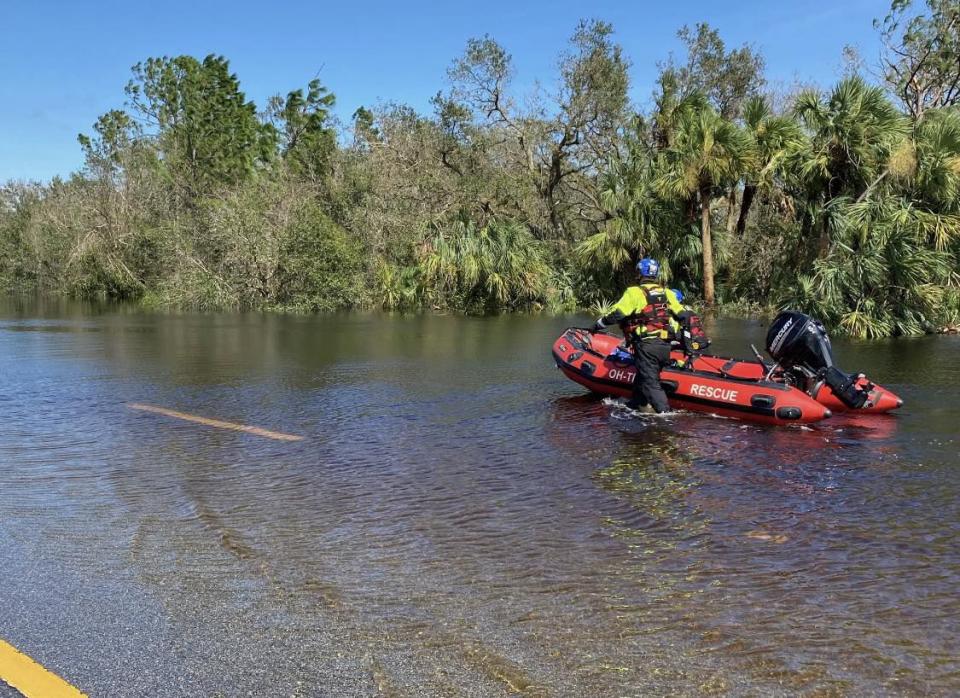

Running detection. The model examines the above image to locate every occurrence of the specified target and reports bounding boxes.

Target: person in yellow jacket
[592,257,687,413]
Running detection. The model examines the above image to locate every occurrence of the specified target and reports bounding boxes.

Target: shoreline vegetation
[2,2,959,338]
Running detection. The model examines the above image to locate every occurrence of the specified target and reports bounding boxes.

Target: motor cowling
[765,311,868,408]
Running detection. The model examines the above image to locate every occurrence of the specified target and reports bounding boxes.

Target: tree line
[1,0,958,336]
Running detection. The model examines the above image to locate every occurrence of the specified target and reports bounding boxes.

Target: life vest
[621,284,675,341]
[679,312,711,352]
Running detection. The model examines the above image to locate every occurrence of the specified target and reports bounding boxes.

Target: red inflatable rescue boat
[552,310,902,426]
[553,328,831,425]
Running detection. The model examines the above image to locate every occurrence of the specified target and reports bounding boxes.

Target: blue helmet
[636,257,660,278]
[671,288,684,303]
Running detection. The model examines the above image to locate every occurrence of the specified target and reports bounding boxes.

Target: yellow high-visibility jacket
[599,284,684,340]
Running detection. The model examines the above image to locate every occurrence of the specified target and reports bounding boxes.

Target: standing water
[0,298,958,696]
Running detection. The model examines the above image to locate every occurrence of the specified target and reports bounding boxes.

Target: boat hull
[676,352,902,413]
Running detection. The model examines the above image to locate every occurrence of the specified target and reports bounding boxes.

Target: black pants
[631,339,672,413]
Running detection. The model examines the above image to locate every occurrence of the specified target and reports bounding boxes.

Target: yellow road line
[127,403,304,442]
[0,638,87,698]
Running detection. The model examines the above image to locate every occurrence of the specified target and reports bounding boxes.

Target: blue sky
[0,0,889,182]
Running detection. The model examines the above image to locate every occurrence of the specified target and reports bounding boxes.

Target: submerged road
[1,404,304,698]
[2,303,959,696]
[0,639,85,697]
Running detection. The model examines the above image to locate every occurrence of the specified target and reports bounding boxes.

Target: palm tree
[651,74,710,150]
[577,117,716,303]
[736,96,805,235]
[655,103,754,304]
[779,104,960,338]
[784,194,959,337]
[419,218,551,311]
[910,108,960,216]
[792,76,909,256]
[577,159,656,283]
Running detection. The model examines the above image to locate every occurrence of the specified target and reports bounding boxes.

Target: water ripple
[1,308,958,694]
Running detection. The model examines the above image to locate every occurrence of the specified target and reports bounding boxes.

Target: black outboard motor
[765,311,868,408]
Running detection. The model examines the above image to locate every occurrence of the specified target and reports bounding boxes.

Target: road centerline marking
[0,638,87,698]
[127,403,304,441]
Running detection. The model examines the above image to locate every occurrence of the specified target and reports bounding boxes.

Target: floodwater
[0,298,958,697]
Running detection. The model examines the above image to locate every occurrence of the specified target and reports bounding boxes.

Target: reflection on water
[1,298,958,695]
